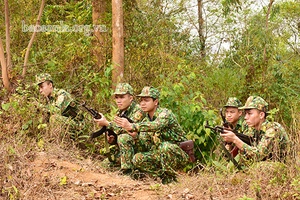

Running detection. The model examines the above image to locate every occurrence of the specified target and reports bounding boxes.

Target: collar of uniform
[147,106,162,121]
[235,117,244,131]
[47,88,59,103]
[260,119,270,132]
[118,101,137,116]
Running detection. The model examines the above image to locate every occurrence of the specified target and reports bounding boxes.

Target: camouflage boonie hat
[36,73,52,85]
[239,96,268,112]
[137,86,160,99]
[113,83,133,95]
[224,97,243,108]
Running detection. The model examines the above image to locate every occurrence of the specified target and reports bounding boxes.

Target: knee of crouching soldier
[118,134,134,144]
[159,142,172,153]
[132,153,144,166]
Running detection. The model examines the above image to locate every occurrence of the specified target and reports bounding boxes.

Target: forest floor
[4,141,295,200]
[20,146,201,200]
[0,119,297,200]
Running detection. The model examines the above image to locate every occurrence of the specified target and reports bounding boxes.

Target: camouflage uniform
[104,83,146,169]
[131,87,189,180]
[239,96,289,161]
[223,97,247,155]
[224,97,246,132]
[36,73,84,137]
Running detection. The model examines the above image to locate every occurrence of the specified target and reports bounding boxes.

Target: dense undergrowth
[0,80,299,199]
[1,0,300,199]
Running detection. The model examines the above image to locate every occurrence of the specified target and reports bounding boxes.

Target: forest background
[0,0,300,199]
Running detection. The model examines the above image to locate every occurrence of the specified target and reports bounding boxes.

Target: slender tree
[92,0,109,69]
[198,0,206,58]
[112,0,124,87]
[4,0,11,70]
[0,0,12,90]
[0,37,11,90]
[22,0,45,77]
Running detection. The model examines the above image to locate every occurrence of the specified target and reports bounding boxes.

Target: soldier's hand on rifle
[107,134,116,144]
[127,131,138,139]
[94,113,109,126]
[221,129,237,143]
[114,116,132,131]
[221,130,245,151]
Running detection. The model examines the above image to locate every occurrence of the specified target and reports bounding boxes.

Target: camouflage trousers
[101,144,121,168]
[132,141,189,177]
[118,132,153,170]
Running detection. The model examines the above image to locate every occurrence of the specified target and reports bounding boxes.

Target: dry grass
[0,98,299,200]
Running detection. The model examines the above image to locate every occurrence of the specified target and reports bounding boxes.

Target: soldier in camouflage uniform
[221,96,289,162]
[114,86,189,184]
[94,83,146,173]
[223,97,246,156]
[224,97,244,130]
[36,73,83,137]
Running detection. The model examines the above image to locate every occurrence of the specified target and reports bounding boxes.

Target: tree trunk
[92,0,108,69]
[198,0,206,58]
[4,0,11,71]
[22,0,45,77]
[263,0,274,63]
[112,0,124,88]
[0,37,12,91]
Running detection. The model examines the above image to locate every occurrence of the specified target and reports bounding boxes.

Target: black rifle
[205,123,253,146]
[204,122,242,170]
[81,102,135,142]
[81,102,117,143]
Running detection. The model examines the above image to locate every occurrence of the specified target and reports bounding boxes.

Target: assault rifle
[204,123,253,146]
[81,102,135,142]
[81,102,117,144]
[204,121,242,170]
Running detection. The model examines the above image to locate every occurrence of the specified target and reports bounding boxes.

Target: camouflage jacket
[46,88,78,117]
[107,101,146,135]
[131,107,187,144]
[241,120,289,161]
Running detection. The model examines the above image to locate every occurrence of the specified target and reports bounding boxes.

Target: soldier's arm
[106,109,145,133]
[239,126,284,160]
[115,110,170,132]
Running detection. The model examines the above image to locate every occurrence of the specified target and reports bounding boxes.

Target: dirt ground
[2,141,296,200]
[22,149,198,200]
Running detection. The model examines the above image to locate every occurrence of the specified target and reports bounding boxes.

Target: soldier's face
[139,97,158,113]
[38,82,53,97]
[114,94,133,110]
[244,109,265,129]
[225,107,242,124]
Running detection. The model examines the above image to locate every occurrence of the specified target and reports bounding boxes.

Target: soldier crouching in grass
[222,97,246,157]
[114,86,189,184]
[221,96,289,163]
[93,83,146,174]
[35,73,85,140]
